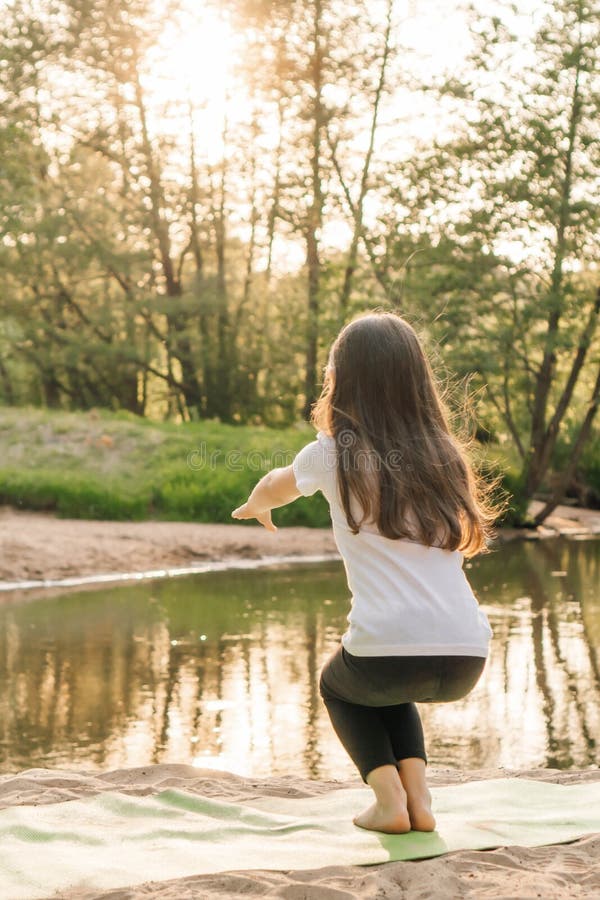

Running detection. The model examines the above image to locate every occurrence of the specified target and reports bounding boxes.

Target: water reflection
[0,538,598,779]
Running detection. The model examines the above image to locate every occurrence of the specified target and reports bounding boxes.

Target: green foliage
[0,469,149,520]
[374,0,600,517]
[0,407,331,525]
[553,429,600,508]
[494,470,531,528]
[580,439,600,505]
[473,447,532,528]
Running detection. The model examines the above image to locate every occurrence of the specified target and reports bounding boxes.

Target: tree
[232,0,398,419]
[364,0,600,521]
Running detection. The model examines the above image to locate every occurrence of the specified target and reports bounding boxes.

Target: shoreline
[1,502,599,596]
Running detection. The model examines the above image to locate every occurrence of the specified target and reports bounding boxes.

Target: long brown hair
[311,311,499,557]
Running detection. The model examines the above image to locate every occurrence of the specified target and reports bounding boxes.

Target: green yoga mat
[0,777,598,899]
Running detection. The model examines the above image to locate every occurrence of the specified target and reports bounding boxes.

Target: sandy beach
[0,763,597,898]
[1,502,599,589]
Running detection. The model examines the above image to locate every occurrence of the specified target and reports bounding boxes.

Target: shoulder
[294,431,336,467]
[316,430,336,450]
[292,431,337,497]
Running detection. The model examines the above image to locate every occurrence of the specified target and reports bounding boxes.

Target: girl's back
[292,311,498,658]
[293,429,493,658]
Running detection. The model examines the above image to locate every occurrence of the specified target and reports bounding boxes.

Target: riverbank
[0,763,598,898]
[1,502,599,590]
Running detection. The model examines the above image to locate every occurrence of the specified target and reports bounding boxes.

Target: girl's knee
[318,669,331,700]
[319,648,343,700]
[319,666,344,703]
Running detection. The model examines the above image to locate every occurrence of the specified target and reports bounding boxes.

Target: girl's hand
[231,502,278,533]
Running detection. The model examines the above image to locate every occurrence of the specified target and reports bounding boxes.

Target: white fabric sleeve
[292,432,336,497]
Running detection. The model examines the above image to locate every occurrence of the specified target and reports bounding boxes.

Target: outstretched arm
[231,465,302,532]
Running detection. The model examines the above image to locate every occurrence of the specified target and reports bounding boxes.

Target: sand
[1,502,599,590]
[0,507,339,587]
[0,764,598,898]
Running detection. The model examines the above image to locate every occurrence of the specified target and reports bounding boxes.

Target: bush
[552,429,600,509]
[473,449,531,528]
[495,469,531,526]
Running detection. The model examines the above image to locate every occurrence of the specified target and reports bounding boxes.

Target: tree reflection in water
[0,539,598,778]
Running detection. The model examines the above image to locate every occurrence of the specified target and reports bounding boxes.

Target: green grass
[0,406,330,525]
[0,406,524,525]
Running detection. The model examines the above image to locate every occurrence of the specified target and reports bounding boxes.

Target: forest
[1,0,599,523]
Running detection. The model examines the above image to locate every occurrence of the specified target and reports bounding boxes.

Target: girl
[232,311,497,835]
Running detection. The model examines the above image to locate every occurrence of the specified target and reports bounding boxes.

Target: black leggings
[319,644,487,784]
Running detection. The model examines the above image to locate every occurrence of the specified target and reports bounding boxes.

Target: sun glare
[168,15,232,103]
[145,7,241,163]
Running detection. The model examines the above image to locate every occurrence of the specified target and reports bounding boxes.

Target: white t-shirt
[292,430,493,658]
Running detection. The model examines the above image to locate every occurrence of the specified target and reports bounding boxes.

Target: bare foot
[405,787,436,832]
[353,800,411,834]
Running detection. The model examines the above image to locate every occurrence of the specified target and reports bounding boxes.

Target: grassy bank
[0,407,520,526]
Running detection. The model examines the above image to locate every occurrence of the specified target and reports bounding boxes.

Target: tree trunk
[523,46,582,498]
[338,0,393,323]
[133,65,202,414]
[302,0,324,422]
